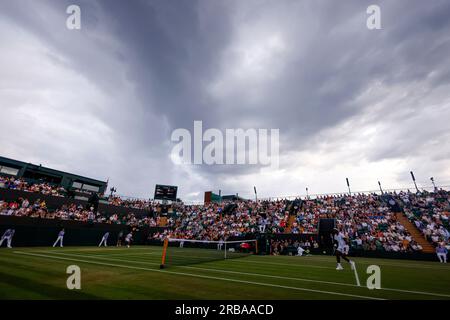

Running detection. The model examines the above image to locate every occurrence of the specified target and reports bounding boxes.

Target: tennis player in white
[0,229,15,248]
[217,239,224,250]
[98,232,110,247]
[296,246,305,256]
[332,228,355,270]
[53,229,65,247]
[125,232,133,248]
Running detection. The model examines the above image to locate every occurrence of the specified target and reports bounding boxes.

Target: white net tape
[168,238,257,244]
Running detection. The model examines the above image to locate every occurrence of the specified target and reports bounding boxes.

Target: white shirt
[334,232,347,251]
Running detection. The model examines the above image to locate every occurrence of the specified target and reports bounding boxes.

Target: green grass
[0,246,449,300]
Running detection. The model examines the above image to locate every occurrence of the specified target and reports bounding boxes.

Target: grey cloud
[1,0,449,199]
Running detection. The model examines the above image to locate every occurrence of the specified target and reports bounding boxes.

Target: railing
[257,185,450,201]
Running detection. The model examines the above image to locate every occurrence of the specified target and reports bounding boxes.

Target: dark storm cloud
[0,0,172,160]
[92,0,232,126]
[1,0,450,199]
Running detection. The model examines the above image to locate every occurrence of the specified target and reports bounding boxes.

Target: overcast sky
[1,0,450,201]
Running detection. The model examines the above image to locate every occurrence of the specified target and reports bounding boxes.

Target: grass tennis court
[0,246,449,300]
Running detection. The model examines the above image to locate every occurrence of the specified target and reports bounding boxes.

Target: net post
[160,238,169,269]
[224,241,227,259]
[255,240,258,255]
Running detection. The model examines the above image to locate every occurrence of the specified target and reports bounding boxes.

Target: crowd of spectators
[0,176,66,197]
[331,193,424,253]
[0,176,155,210]
[0,197,157,228]
[271,191,449,253]
[153,200,290,241]
[269,193,425,252]
[400,190,450,246]
[1,174,449,255]
[271,238,319,255]
[108,195,154,210]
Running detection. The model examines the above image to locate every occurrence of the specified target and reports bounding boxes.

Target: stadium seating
[400,190,450,246]
[1,174,449,255]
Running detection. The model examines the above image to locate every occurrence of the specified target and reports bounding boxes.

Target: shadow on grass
[0,271,100,300]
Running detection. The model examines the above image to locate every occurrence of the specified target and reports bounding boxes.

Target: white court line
[73,252,155,258]
[36,246,450,271]
[40,246,449,270]
[44,251,341,281]
[31,251,450,298]
[274,255,450,271]
[39,250,251,265]
[87,246,450,271]
[353,264,361,287]
[75,253,155,258]
[14,251,384,300]
[234,256,450,271]
[59,251,334,270]
[73,249,334,269]
[226,258,333,269]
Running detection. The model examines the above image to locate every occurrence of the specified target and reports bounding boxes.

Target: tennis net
[159,238,258,268]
